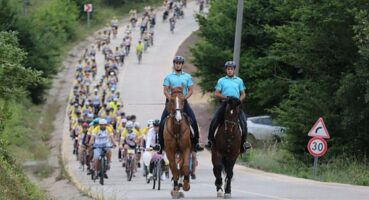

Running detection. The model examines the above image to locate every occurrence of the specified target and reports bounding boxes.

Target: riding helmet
[224,61,237,68]
[173,56,185,64]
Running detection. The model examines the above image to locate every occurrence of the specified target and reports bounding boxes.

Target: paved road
[62,1,369,200]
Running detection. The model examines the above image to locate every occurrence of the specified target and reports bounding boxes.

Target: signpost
[308,117,330,139]
[84,4,93,27]
[307,117,330,177]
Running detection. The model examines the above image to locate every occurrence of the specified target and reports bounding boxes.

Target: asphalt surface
[62,1,369,200]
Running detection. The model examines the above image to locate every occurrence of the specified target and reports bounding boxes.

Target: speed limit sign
[307,137,327,157]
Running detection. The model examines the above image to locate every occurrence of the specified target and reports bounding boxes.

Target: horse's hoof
[217,191,223,198]
[179,192,184,198]
[171,190,181,199]
[224,193,231,199]
[182,181,190,191]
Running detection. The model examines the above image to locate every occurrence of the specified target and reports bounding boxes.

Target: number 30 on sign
[307,137,327,157]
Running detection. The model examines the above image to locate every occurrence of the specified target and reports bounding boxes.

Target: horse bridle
[224,119,239,132]
[224,103,240,132]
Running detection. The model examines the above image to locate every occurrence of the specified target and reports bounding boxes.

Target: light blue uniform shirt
[163,71,193,96]
[215,76,246,99]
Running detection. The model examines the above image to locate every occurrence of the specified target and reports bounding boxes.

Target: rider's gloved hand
[153,144,161,152]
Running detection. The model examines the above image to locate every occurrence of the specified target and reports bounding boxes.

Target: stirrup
[195,143,204,152]
[240,142,251,154]
[204,140,213,150]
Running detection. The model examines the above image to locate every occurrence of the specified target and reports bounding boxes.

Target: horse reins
[224,119,239,132]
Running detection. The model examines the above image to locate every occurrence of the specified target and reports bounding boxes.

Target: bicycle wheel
[100,157,105,185]
[157,161,162,190]
[152,166,156,189]
[81,151,86,171]
[145,165,150,184]
[128,158,134,181]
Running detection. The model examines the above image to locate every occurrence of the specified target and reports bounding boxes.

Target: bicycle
[92,146,111,185]
[137,51,142,64]
[170,20,175,33]
[79,145,88,171]
[125,148,136,181]
[143,40,149,52]
[151,157,165,190]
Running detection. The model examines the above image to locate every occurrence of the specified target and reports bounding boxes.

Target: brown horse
[212,97,242,199]
[163,86,192,198]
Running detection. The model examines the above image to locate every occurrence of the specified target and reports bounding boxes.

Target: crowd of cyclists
[67,0,197,185]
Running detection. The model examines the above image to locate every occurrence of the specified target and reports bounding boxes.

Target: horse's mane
[227,97,241,108]
[171,87,183,94]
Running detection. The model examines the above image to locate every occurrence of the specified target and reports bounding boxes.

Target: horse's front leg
[181,149,191,191]
[212,153,223,196]
[224,160,236,198]
[167,151,180,191]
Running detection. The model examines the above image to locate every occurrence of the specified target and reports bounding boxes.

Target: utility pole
[233,0,244,76]
[23,0,30,16]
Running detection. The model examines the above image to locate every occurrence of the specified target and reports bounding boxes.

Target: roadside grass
[0,140,46,200]
[32,163,54,179]
[240,143,369,185]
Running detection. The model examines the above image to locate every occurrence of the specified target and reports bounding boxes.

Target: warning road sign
[307,137,328,157]
[84,4,93,13]
[308,117,330,139]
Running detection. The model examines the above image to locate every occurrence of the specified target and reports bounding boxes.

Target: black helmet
[173,56,185,64]
[153,119,160,127]
[225,61,236,68]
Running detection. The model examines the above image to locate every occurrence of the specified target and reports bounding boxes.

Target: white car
[247,115,286,145]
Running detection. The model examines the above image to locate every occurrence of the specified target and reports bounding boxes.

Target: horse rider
[156,56,204,153]
[204,61,250,154]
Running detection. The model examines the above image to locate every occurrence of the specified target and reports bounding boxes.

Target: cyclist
[136,40,144,64]
[121,121,139,171]
[146,120,167,179]
[169,15,176,33]
[129,9,137,28]
[78,122,91,170]
[146,120,160,149]
[89,119,117,179]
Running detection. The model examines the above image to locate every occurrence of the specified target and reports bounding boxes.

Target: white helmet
[99,118,108,125]
[126,121,134,128]
[134,122,140,128]
[147,119,154,127]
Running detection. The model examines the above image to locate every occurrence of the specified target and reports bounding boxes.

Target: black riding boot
[156,124,164,154]
[205,102,227,150]
[239,111,250,154]
[192,136,203,152]
[155,105,169,153]
[205,118,217,150]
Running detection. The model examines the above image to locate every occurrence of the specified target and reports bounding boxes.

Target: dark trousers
[158,100,200,150]
[208,101,247,142]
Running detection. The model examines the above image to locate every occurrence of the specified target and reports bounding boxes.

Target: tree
[193,0,369,159]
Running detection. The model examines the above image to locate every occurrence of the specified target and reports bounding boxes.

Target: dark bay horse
[163,86,192,198]
[212,97,242,199]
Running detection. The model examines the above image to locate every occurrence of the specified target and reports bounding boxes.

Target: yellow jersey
[91,125,115,136]
[121,128,141,138]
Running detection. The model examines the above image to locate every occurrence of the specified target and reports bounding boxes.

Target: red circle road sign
[307,137,328,157]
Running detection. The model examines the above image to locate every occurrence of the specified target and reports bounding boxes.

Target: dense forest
[192,0,369,160]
